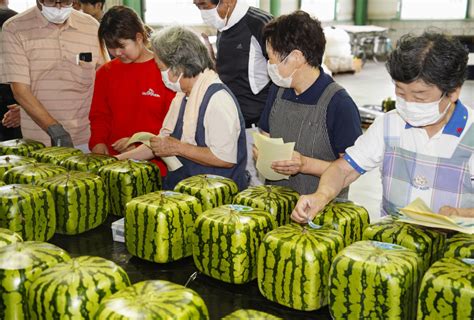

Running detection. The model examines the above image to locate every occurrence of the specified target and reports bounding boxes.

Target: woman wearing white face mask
[117,26,248,191]
[256,11,362,195]
[292,31,474,224]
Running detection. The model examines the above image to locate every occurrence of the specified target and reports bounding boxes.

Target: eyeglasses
[42,0,74,8]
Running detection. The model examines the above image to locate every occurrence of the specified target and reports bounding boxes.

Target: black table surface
[49,216,332,320]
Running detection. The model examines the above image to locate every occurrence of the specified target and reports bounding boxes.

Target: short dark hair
[263,10,326,68]
[386,31,469,94]
[98,6,148,50]
[79,0,105,6]
[210,0,219,5]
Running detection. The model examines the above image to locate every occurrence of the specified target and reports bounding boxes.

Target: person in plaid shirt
[292,31,473,222]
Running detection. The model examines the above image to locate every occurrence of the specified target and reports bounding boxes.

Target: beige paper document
[126,132,183,171]
[253,132,295,181]
[398,198,474,234]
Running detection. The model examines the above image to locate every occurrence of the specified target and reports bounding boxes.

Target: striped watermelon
[98,160,162,216]
[222,309,282,319]
[233,185,299,226]
[174,174,238,211]
[0,155,36,180]
[329,240,423,320]
[94,280,209,319]
[193,204,276,284]
[0,181,4,187]
[60,153,117,173]
[363,216,446,271]
[0,184,56,241]
[313,199,370,245]
[0,241,70,319]
[417,257,474,319]
[38,171,109,235]
[28,256,131,319]
[3,163,67,185]
[258,223,344,311]
[0,138,44,156]
[125,190,202,263]
[444,233,474,259]
[0,228,22,248]
[29,146,82,165]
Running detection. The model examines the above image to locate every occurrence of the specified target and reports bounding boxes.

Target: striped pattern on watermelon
[0,155,36,180]
[174,174,238,211]
[3,163,67,185]
[233,185,299,226]
[60,153,117,173]
[0,181,4,187]
[0,241,70,319]
[444,233,474,259]
[363,216,446,271]
[38,171,109,235]
[125,190,202,263]
[329,240,423,320]
[98,160,162,216]
[28,256,130,319]
[94,280,209,320]
[258,223,344,311]
[29,146,82,165]
[313,199,370,245]
[0,139,44,156]
[193,204,276,284]
[417,257,474,319]
[222,309,282,319]
[0,184,56,241]
[0,228,22,248]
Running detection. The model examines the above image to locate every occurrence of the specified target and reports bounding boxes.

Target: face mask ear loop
[223,5,231,26]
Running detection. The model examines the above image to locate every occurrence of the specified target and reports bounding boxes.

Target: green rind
[233,185,299,226]
[174,174,238,211]
[0,184,56,241]
[60,153,117,173]
[222,309,282,320]
[313,200,370,245]
[38,171,109,235]
[3,163,67,185]
[94,280,210,320]
[363,216,446,271]
[258,223,344,311]
[417,257,474,319]
[0,228,22,248]
[0,139,45,156]
[98,160,162,216]
[29,146,82,165]
[444,233,474,259]
[329,240,423,320]
[193,204,277,284]
[28,256,131,320]
[125,191,202,263]
[0,155,37,180]
[0,241,70,319]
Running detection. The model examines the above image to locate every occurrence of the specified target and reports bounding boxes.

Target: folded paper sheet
[398,198,474,234]
[126,132,183,171]
[253,132,295,181]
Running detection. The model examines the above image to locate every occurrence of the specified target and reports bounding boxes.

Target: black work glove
[47,124,74,147]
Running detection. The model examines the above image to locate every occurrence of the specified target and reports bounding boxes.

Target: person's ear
[136,32,144,45]
[447,87,461,103]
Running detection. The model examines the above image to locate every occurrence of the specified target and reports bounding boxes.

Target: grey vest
[268,82,349,197]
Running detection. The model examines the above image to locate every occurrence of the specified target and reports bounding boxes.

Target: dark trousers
[0,84,22,141]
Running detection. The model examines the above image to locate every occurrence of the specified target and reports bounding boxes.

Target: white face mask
[267,57,295,88]
[200,7,227,31]
[40,3,73,24]
[161,68,182,93]
[396,95,451,127]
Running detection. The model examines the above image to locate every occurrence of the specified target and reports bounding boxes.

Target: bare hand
[150,136,181,157]
[91,143,109,155]
[112,137,135,153]
[439,206,474,218]
[2,104,21,128]
[272,151,304,176]
[291,193,329,224]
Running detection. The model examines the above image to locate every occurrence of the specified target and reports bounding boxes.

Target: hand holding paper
[126,132,183,171]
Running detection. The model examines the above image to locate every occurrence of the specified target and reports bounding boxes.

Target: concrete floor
[333,61,474,222]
